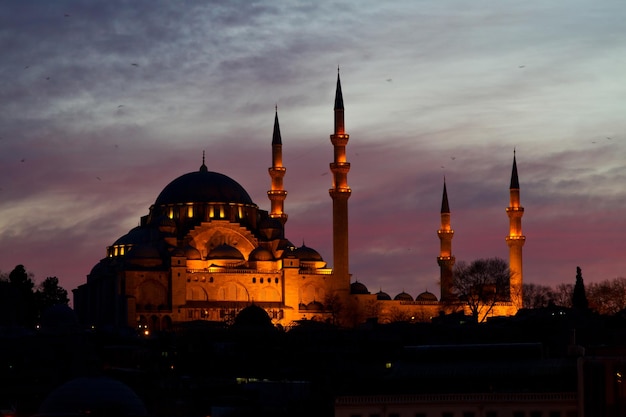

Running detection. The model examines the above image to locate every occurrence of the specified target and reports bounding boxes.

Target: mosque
[73,74,524,330]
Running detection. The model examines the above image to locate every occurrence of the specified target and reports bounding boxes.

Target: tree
[452,257,510,323]
[35,276,70,316]
[1,265,37,327]
[587,277,626,315]
[553,283,573,308]
[523,283,556,309]
[572,266,589,311]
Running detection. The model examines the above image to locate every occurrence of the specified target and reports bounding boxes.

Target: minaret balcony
[506,207,524,213]
[267,190,287,198]
[329,188,352,199]
[506,236,526,247]
[331,134,349,146]
[330,162,351,174]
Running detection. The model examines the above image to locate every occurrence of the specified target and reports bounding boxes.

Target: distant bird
[96,177,101,181]
[592,141,597,144]
[46,77,50,80]
[518,65,525,68]
[451,156,456,160]
[607,137,612,140]
[20,158,25,162]
[118,104,124,108]
[131,63,139,67]
[114,144,119,148]
[321,172,328,176]
[24,66,29,69]
[64,14,70,17]
[386,78,392,82]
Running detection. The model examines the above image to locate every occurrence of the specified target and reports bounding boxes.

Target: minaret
[506,151,525,310]
[329,70,351,289]
[267,107,288,226]
[437,178,455,301]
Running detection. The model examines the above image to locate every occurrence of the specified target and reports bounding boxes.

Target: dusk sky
[1,1,625,301]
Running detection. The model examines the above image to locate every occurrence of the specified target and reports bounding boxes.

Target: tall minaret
[268,107,288,226]
[506,150,525,310]
[329,70,351,289]
[437,178,455,301]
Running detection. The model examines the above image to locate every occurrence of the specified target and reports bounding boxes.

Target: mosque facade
[73,74,524,331]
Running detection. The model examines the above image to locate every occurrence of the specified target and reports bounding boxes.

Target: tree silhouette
[452,257,510,322]
[2,264,37,327]
[572,266,589,311]
[0,266,70,328]
[35,276,70,316]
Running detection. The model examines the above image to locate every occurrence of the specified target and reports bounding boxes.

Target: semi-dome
[112,226,152,246]
[394,291,414,302]
[350,281,370,295]
[127,244,161,260]
[416,291,438,302]
[376,290,392,301]
[207,244,244,260]
[37,376,148,416]
[154,163,254,206]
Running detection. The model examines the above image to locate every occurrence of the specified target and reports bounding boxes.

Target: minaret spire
[437,177,455,301]
[506,150,525,311]
[200,150,208,172]
[267,106,287,226]
[329,70,351,291]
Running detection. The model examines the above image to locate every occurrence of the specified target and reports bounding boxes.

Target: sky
[1,1,625,301]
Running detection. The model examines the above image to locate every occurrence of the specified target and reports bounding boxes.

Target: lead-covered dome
[416,291,438,302]
[394,291,414,302]
[37,376,148,416]
[154,163,254,206]
[350,281,370,295]
[291,244,323,262]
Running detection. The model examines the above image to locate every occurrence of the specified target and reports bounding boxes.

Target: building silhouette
[73,74,523,330]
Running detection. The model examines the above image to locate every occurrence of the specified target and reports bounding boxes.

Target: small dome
[249,246,275,261]
[292,244,323,262]
[376,290,392,301]
[40,304,79,331]
[307,301,324,311]
[37,376,148,416]
[350,281,370,295]
[233,304,273,329]
[416,291,438,302]
[184,245,202,260]
[207,244,244,260]
[394,291,414,301]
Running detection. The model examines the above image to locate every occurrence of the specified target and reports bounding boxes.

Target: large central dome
[154,163,254,206]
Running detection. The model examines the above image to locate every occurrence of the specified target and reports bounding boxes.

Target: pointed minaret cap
[441,177,450,213]
[334,67,344,110]
[200,150,208,172]
[510,149,520,189]
[272,105,282,145]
